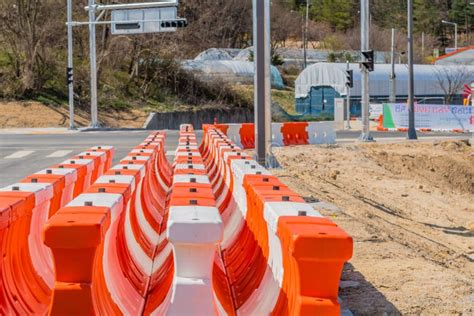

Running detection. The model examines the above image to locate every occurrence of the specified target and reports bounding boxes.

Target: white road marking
[4,150,35,159]
[47,150,73,158]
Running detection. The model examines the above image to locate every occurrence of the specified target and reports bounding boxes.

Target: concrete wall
[144,108,253,130]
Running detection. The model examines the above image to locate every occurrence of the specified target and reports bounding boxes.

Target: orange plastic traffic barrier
[200,126,353,315]
[274,216,353,314]
[21,174,65,217]
[214,124,230,134]
[0,186,53,315]
[377,115,389,131]
[240,123,255,149]
[280,122,309,146]
[52,162,93,198]
[44,207,111,315]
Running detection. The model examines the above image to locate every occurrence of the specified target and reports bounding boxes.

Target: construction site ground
[272,139,474,315]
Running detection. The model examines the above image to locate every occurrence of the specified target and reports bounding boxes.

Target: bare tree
[434,65,474,104]
[0,0,63,95]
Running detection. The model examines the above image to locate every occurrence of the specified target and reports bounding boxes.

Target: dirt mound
[367,140,473,194]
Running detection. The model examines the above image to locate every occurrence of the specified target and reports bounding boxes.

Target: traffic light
[161,19,188,28]
[346,70,354,88]
[66,67,73,85]
[361,50,374,72]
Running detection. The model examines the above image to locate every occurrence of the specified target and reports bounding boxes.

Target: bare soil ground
[272,140,474,315]
[0,101,148,128]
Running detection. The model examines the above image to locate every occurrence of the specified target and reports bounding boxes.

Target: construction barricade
[200,126,353,315]
[0,146,114,315]
[207,121,336,149]
[44,132,172,315]
[22,126,352,315]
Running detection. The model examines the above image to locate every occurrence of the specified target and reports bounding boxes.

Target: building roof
[295,62,474,98]
[435,46,474,65]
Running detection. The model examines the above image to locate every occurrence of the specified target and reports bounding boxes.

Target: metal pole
[304,0,310,69]
[85,1,178,11]
[421,31,425,60]
[407,0,417,140]
[455,23,458,50]
[345,61,351,129]
[359,0,373,141]
[390,28,396,103]
[253,0,272,166]
[88,0,99,128]
[67,0,75,129]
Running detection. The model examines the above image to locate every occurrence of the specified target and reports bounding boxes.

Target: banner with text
[383,103,474,131]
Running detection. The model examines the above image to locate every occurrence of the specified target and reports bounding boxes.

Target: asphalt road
[0,129,470,186]
[0,130,190,187]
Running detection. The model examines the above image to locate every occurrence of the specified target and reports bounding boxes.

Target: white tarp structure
[182,60,285,88]
[295,63,348,98]
[295,62,474,99]
[194,48,233,61]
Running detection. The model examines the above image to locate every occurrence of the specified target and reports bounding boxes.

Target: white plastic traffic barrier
[35,167,78,208]
[166,205,223,315]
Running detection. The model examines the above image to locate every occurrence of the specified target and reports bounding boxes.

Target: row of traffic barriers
[200,126,353,315]
[0,145,114,315]
[43,132,172,314]
[209,121,336,148]
[2,126,351,315]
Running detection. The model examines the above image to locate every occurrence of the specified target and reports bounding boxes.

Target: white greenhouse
[182,60,285,89]
[295,62,474,117]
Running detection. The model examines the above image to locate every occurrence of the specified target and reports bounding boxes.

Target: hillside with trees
[0,0,473,120]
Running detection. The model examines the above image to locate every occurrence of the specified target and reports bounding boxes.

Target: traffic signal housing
[66,67,73,85]
[161,19,188,28]
[361,50,374,72]
[346,70,354,88]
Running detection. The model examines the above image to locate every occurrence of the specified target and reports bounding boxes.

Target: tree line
[0,0,472,108]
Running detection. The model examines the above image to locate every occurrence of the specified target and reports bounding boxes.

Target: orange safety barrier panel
[273,216,353,314]
[44,132,171,315]
[376,115,389,131]
[239,123,256,149]
[200,126,353,315]
[280,122,309,146]
[0,146,114,315]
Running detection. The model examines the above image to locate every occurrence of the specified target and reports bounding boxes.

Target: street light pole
[390,28,396,103]
[407,0,417,140]
[67,0,75,129]
[253,0,272,166]
[442,20,459,50]
[303,0,310,69]
[359,0,373,142]
[88,0,99,128]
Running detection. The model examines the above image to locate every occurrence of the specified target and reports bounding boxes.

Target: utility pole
[67,0,75,129]
[359,0,373,142]
[303,0,310,69]
[390,28,396,103]
[253,0,272,166]
[407,0,417,139]
[88,0,99,128]
[345,61,352,129]
[421,31,425,60]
